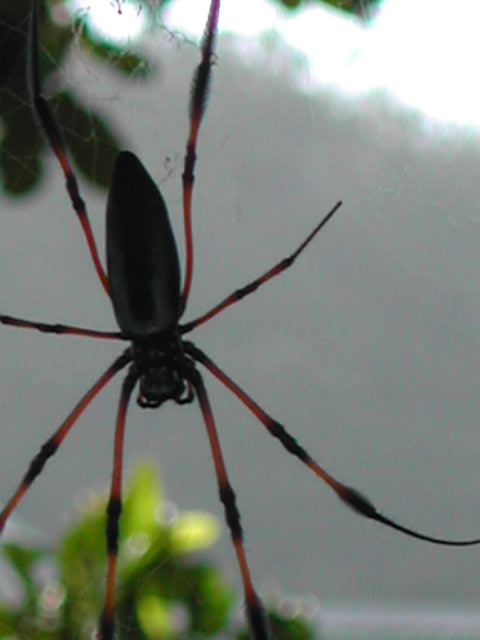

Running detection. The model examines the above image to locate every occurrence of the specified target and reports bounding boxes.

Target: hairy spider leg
[181,0,221,309]
[181,200,342,334]
[187,344,480,547]
[98,367,138,640]
[188,369,270,640]
[0,351,131,535]
[30,0,109,295]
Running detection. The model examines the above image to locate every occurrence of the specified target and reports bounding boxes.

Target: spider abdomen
[106,151,182,338]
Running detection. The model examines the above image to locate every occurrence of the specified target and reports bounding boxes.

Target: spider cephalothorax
[132,335,194,408]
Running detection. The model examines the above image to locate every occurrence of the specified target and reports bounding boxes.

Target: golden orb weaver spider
[1,1,480,638]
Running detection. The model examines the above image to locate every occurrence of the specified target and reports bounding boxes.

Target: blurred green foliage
[0,464,317,639]
[0,0,379,198]
[0,0,155,195]
[278,0,380,14]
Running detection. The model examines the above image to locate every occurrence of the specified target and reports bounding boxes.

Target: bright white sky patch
[72,0,480,128]
[164,0,281,37]
[342,0,480,125]
[69,0,147,42]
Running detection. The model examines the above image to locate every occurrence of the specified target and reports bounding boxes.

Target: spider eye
[137,368,186,408]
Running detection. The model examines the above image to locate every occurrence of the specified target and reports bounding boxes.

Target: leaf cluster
[0,0,379,198]
[0,465,317,639]
[0,0,154,195]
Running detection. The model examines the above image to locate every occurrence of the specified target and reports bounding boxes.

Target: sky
[76,0,480,126]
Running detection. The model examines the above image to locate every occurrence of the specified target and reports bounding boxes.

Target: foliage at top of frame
[0,0,157,196]
[278,0,381,16]
[0,464,318,639]
[0,0,378,198]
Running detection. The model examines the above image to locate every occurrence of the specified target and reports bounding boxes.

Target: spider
[1,1,480,639]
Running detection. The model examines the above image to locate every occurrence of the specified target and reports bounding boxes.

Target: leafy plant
[0,0,381,197]
[0,464,317,638]
[0,0,154,195]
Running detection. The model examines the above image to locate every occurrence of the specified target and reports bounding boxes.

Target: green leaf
[236,606,317,639]
[0,119,43,194]
[281,0,303,8]
[82,37,152,79]
[186,565,234,634]
[169,512,220,554]
[122,464,164,539]
[2,543,45,592]
[136,593,182,639]
[0,464,317,638]
[50,91,122,190]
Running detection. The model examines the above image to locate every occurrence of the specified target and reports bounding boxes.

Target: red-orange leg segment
[30,0,109,296]
[181,0,221,308]
[187,344,480,547]
[0,350,131,535]
[0,314,124,340]
[181,200,342,334]
[98,367,138,640]
[188,369,269,640]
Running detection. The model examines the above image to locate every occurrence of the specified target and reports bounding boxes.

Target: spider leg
[181,0,221,309]
[180,200,342,334]
[0,350,131,535]
[30,0,109,295]
[0,314,124,340]
[98,366,138,640]
[187,344,480,547]
[188,368,270,640]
